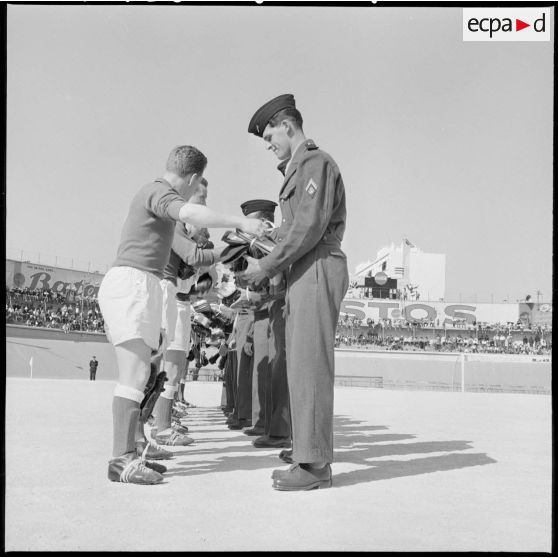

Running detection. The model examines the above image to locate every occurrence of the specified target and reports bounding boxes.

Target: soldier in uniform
[243,94,349,491]
[252,176,292,451]
[226,308,254,430]
[238,197,291,448]
[238,199,279,438]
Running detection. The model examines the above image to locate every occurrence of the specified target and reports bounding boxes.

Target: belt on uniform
[318,233,342,250]
[317,240,342,251]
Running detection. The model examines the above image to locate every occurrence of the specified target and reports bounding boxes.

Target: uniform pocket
[279,181,297,201]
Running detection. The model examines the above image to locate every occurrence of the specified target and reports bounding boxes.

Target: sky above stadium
[6,5,553,303]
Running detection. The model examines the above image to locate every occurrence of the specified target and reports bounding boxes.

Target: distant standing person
[89,356,98,381]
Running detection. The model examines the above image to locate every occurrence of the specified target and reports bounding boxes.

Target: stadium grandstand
[5,254,553,355]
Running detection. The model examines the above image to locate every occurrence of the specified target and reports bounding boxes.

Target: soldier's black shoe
[228,419,251,430]
[279,448,294,463]
[272,463,332,491]
[243,427,265,436]
[253,435,291,448]
[272,463,294,480]
[108,452,164,484]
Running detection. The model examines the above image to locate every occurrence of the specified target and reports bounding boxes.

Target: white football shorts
[167,299,192,352]
[160,279,178,346]
[98,266,163,350]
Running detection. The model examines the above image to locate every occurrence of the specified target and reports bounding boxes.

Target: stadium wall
[6,325,550,394]
[6,325,117,380]
[334,349,550,394]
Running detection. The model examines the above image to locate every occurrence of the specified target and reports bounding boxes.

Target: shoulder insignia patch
[305,178,317,198]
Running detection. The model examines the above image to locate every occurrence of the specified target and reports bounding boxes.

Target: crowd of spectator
[5,285,552,355]
[6,287,105,333]
[335,332,551,355]
[337,313,552,333]
[336,314,552,355]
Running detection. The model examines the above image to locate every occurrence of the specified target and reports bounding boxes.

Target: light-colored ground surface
[5,378,551,552]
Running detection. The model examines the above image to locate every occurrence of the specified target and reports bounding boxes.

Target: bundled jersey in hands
[220,229,276,271]
[190,299,236,339]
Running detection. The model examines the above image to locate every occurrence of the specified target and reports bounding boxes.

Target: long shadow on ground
[164,409,497,485]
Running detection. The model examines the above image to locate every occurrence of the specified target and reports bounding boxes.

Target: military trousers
[251,308,270,430]
[266,297,291,439]
[223,351,235,411]
[285,246,348,464]
[233,312,254,423]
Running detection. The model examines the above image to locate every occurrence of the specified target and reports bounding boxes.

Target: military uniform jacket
[259,139,347,278]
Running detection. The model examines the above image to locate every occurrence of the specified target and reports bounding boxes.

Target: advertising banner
[519,302,553,326]
[340,298,552,326]
[6,259,104,298]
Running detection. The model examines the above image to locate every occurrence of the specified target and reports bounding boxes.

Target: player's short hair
[268,107,303,130]
[166,145,207,178]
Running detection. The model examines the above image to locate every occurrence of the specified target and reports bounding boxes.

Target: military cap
[248,94,296,137]
[240,199,278,216]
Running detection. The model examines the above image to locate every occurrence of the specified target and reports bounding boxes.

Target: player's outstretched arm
[178,203,265,237]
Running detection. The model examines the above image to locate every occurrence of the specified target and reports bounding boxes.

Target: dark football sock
[112,385,144,457]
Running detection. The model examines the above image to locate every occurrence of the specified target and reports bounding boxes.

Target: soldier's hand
[269,273,285,297]
[240,218,266,238]
[240,256,267,286]
[243,342,253,356]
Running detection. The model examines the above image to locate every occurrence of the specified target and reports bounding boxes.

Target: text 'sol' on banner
[463,8,551,42]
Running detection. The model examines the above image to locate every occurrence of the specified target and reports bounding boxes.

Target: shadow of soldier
[333,415,416,446]
[164,410,497,485]
[332,452,496,488]
[330,414,496,487]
